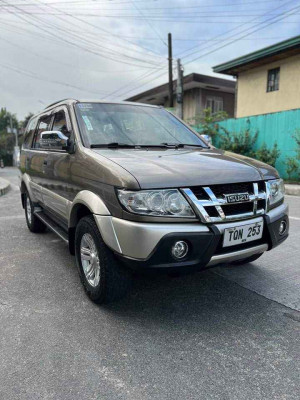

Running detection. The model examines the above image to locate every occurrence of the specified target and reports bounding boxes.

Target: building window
[267,67,280,92]
[206,96,223,113]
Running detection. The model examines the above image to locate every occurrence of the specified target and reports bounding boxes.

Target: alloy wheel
[80,233,101,287]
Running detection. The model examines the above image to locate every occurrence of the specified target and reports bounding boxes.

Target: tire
[231,252,263,266]
[75,215,131,304]
[24,192,47,233]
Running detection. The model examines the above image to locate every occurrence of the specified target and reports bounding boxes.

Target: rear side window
[23,117,38,149]
[32,116,52,149]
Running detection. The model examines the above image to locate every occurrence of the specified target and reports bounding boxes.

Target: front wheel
[75,215,131,304]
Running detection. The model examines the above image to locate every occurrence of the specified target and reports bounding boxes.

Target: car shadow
[99,266,274,336]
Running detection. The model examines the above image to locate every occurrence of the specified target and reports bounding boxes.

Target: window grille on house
[267,67,280,92]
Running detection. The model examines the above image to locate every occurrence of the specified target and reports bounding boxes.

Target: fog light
[171,241,188,259]
[279,220,287,235]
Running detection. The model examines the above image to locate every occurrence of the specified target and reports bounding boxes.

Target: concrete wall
[237,53,300,118]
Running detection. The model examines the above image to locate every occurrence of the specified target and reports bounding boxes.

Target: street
[0,167,299,400]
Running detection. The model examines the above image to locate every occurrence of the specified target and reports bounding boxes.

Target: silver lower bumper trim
[207,243,268,267]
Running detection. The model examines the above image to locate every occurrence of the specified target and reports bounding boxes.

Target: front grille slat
[182,181,267,223]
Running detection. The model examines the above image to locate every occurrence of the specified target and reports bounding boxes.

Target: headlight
[267,179,285,209]
[117,189,195,218]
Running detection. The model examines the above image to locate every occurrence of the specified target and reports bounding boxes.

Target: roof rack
[44,98,78,109]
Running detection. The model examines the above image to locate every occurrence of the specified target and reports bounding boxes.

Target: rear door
[28,114,52,204]
[41,106,73,221]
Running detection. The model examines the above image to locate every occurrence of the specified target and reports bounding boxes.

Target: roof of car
[43,98,160,111]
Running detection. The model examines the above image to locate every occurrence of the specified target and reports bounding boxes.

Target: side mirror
[40,130,68,148]
[40,131,75,153]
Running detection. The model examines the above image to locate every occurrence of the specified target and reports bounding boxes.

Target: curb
[285,184,300,196]
[0,177,10,197]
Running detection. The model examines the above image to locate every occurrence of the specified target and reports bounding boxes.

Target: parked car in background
[19,99,289,304]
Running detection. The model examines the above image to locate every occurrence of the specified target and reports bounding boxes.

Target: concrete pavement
[285,183,300,196]
[0,168,299,400]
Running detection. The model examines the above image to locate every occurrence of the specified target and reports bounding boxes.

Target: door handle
[43,160,48,165]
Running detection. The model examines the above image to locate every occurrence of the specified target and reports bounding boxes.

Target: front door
[42,107,73,222]
[28,114,53,204]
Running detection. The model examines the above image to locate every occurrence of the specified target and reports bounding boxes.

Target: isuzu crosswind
[19,99,289,303]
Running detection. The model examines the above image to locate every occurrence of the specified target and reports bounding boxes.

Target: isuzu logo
[224,192,250,203]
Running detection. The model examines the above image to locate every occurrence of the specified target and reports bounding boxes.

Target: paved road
[0,168,299,400]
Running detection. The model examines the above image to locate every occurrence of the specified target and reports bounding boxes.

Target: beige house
[213,36,300,118]
[126,73,235,122]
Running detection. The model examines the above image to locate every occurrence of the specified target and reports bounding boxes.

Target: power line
[31,0,166,57]
[177,0,296,60]
[0,62,110,95]
[0,0,286,9]
[32,0,165,61]
[0,19,163,69]
[130,0,167,47]
[116,0,300,99]
[182,0,300,63]
[0,0,162,68]
[0,35,158,74]
[184,6,300,64]
[3,10,300,20]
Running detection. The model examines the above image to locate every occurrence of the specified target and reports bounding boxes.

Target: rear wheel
[231,252,263,266]
[75,215,131,304]
[24,192,46,233]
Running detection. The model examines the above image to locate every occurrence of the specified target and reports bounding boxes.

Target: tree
[192,108,228,140]
[0,108,19,166]
[21,112,34,130]
[0,108,18,132]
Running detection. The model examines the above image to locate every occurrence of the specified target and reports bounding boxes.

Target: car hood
[92,147,279,189]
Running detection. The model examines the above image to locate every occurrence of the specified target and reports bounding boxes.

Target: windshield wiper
[161,142,207,149]
[160,142,185,148]
[90,142,207,149]
[181,143,207,148]
[90,142,136,149]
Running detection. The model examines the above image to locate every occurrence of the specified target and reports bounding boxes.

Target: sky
[0,0,300,120]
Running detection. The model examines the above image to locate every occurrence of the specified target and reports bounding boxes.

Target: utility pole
[10,115,18,147]
[176,58,184,119]
[168,33,173,108]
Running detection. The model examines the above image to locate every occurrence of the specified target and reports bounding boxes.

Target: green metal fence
[195,109,300,179]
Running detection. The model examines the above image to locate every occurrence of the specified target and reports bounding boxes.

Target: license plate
[223,221,264,247]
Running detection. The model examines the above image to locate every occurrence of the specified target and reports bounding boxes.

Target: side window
[23,117,38,149]
[206,96,223,113]
[52,110,70,138]
[32,116,52,149]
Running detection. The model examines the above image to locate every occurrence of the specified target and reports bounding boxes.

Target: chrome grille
[182,182,267,223]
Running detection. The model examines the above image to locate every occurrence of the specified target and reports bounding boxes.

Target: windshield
[74,103,206,147]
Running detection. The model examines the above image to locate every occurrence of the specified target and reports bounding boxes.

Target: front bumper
[94,203,289,270]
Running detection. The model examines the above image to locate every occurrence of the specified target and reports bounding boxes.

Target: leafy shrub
[218,127,258,158]
[285,157,299,180]
[293,130,300,161]
[255,142,280,168]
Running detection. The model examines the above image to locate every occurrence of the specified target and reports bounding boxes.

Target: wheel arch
[68,191,111,255]
[20,173,37,207]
